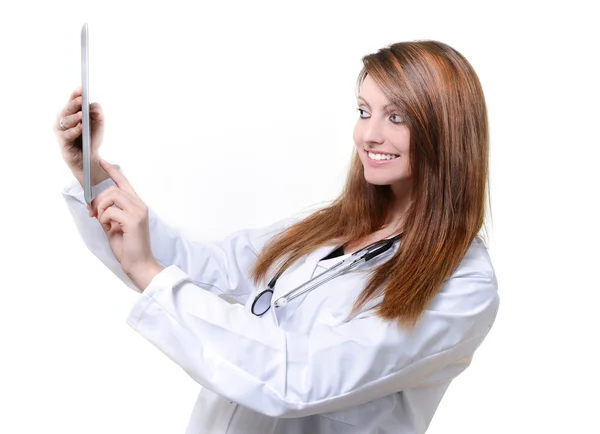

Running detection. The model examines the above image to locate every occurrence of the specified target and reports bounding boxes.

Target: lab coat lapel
[271,244,338,324]
[269,238,402,323]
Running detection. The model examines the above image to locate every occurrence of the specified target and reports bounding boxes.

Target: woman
[55,40,500,433]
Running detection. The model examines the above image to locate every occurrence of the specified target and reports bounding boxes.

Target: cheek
[396,130,410,154]
[352,124,361,147]
[398,151,411,176]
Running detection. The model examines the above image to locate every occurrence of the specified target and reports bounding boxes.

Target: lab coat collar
[270,239,401,324]
[269,244,339,325]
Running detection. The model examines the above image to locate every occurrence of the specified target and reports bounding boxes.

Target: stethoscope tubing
[251,233,402,316]
[273,256,365,307]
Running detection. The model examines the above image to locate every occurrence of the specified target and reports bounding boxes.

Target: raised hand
[54,87,107,186]
[89,159,163,290]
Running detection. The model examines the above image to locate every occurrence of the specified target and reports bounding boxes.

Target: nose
[361,117,385,146]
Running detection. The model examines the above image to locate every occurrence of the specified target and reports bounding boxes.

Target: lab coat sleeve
[125,242,500,418]
[61,167,296,303]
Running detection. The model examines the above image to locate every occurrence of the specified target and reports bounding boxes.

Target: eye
[390,113,404,124]
[357,108,370,119]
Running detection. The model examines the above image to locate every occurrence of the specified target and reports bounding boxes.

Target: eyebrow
[357,96,400,111]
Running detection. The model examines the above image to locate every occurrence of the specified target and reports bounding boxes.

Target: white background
[1,0,598,432]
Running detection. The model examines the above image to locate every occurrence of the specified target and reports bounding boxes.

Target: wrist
[91,158,110,185]
[71,160,109,188]
[91,169,110,186]
[126,261,165,292]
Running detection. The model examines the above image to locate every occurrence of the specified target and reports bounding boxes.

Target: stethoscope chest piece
[251,288,274,317]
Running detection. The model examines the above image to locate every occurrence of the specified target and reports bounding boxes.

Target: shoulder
[428,234,499,324]
[454,235,497,283]
[223,214,305,254]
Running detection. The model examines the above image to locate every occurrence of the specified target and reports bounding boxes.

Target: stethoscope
[250,233,402,316]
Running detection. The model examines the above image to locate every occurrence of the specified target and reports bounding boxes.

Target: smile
[366,151,399,161]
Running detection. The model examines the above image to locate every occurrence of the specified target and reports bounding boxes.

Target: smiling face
[353,74,412,191]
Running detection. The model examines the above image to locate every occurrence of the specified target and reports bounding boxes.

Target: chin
[363,173,396,186]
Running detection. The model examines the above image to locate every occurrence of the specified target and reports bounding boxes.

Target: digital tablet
[81,23,92,205]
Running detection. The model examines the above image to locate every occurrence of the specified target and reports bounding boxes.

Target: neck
[387,180,412,231]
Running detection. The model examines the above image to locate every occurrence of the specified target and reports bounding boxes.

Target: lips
[362,148,400,166]
[364,148,399,156]
[365,149,400,161]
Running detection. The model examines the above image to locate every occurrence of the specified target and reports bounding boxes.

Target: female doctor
[54,40,499,433]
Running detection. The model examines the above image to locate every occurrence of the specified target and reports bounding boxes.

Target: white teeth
[368,151,399,161]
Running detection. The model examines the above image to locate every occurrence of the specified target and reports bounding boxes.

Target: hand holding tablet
[54,23,107,204]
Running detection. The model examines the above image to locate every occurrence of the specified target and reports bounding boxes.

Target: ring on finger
[59,117,67,131]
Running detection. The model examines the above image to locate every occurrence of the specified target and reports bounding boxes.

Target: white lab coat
[61,167,500,434]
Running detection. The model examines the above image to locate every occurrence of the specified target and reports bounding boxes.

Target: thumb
[90,102,104,122]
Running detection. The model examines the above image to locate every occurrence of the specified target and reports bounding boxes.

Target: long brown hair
[250,40,491,327]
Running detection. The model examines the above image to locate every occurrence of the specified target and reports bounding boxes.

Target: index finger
[99,159,137,196]
[68,86,82,101]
